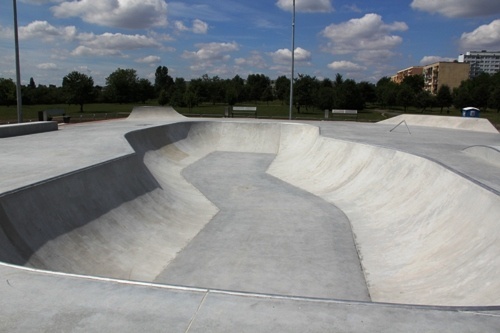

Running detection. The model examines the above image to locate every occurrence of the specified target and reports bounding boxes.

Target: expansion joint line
[185,289,209,333]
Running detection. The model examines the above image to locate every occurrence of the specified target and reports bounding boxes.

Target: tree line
[375,71,500,113]
[0,66,499,113]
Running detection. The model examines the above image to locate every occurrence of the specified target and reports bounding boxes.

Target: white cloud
[321,13,407,60]
[148,30,175,42]
[71,32,160,57]
[19,21,77,42]
[411,0,500,18]
[276,0,333,13]
[182,42,239,61]
[234,51,267,69]
[192,19,209,34]
[174,21,189,32]
[51,0,168,29]
[79,32,161,50]
[182,42,241,75]
[420,56,456,66]
[174,19,209,34]
[460,19,500,50]
[36,63,58,70]
[343,4,361,13]
[71,46,123,57]
[136,55,161,64]
[328,61,366,71]
[270,47,312,63]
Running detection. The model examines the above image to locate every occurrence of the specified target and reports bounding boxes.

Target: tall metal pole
[13,0,23,123]
[288,0,295,120]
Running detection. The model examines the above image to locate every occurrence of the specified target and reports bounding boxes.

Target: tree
[184,86,198,111]
[470,72,490,109]
[415,90,434,112]
[488,85,500,112]
[396,85,415,112]
[228,75,245,103]
[225,85,238,106]
[453,81,473,109]
[436,85,453,113]
[206,75,225,105]
[23,84,63,105]
[187,78,208,103]
[62,71,95,112]
[105,68,139,103]
[401,75,424,94]
[340,79,364,110]
[28,77,36,89]
[246,74,271,102]
[316,83,334,111]
[137,78,155,104]
[158,89,169,106]
[274,76,290,105]
[0,78,16,106]
[294,74,318,112]
[332,74,346,109]
[169,77,187,107]
[261,86,274,104]
[376,77,399,108]
[357,81,377,104]
[154,66,173,94]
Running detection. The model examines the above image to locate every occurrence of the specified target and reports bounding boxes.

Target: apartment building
[391,66,423,84]
[458,50,500,78]
[423,62,470,95]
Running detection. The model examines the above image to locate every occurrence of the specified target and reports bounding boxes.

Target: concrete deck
[0,106,499,331]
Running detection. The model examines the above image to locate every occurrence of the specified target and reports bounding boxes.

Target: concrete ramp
[463,145,500,167]
[0,122,292,283]
[127,106,186,120]
[0,120,498,307]
[380,114,498,133]
[268,134,500,306]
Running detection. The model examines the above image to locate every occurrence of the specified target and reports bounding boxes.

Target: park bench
[330,109,358,121]
[230,106,257,118]
[38,109,71,123]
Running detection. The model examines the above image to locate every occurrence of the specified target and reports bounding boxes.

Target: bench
[330,109,358,121]
[230,106,257,118]
[38,109,71,123]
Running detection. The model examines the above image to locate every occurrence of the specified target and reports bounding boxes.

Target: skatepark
[0,106,499,331]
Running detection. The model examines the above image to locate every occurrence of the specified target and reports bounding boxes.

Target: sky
[0,0,499,86]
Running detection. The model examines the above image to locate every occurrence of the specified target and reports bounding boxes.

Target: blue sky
[1,0,499,86]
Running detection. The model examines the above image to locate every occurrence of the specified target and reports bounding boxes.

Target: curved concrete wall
[0,121,286,281]
[268,131,500,306]
[463,145,500,167]
[0,120,498,306]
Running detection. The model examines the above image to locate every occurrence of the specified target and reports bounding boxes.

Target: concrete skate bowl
[0,120,499,308]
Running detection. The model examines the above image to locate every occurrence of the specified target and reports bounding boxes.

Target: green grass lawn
[1,101,499,129]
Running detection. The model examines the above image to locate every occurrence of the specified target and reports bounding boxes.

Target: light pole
[288,0,295,120]
[13,0,23,123]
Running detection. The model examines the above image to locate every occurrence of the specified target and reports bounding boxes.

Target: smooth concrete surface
[3,265,500,333]
[267,125,500,306]
[0,121,58,138]
[464,145,500,168]
[380,114,499,133]
[155,152,369,301]
[0,106,499,331]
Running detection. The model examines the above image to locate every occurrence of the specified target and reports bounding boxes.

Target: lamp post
[288,0,295,120]
[13,0,23,123]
